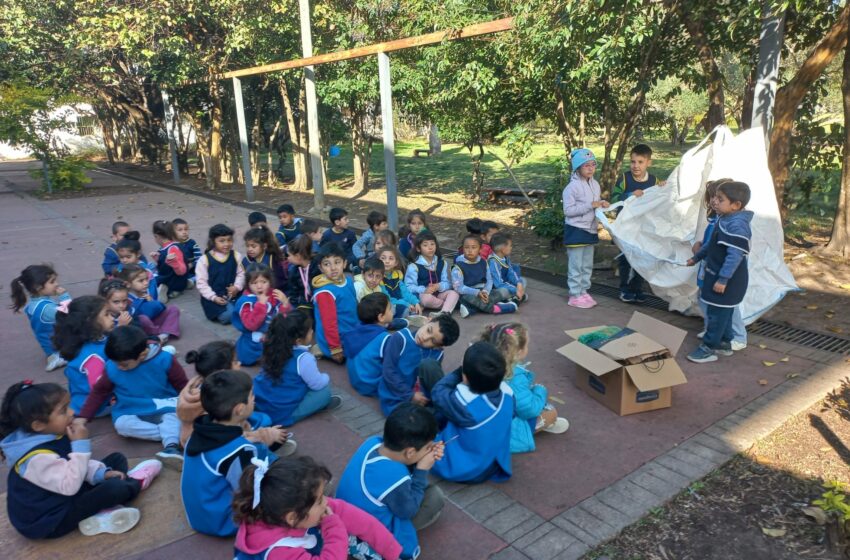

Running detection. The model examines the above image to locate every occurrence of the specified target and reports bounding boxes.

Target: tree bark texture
[826,25,850,255]
[209,81,224,189]
[350,105,372,193]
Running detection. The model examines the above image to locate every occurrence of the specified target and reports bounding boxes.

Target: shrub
[29,156,94,191]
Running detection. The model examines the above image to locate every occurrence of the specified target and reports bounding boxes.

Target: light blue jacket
[507,364,548,454]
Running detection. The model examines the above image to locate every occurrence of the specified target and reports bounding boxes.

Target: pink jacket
[235,497,401,560]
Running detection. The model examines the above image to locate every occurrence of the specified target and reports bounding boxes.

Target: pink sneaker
[568,295,593,309]
[127,459,162,491]
[582,294,598,308]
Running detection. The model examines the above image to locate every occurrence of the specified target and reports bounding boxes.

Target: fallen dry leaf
[780,357,790,363]
[786,373,799,379]
[762,361,776,367]
[801,506,828,525]
[758,379,769,386]
[839,283,850,291]
[548,396,565,405]
[827,326,844,334]
[762,527,786,537]
[758,344,768,349]
[819,446,831,452]
[805,305,819,310]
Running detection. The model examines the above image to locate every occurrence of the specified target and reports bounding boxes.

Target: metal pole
[751,2,786,150]
[378,52,398,231]
[298,0,325,212]
[161,90,181,185]
[232,77,255,203]
[42,158,52,194]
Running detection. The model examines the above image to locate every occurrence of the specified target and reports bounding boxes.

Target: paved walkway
[0,161,847,559]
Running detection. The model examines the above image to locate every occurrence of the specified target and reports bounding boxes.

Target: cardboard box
[556,312,688,416]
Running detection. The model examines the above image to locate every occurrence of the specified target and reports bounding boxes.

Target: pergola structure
[162,16,515,229]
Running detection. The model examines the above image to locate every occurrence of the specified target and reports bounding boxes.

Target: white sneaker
[543,417,570,434]
[186,278,195,290]
[280,439,298,457]
[459,304,470,318]
[46,353,67,372]
[79,507,140,536]
[162,345,177,355]
[731,341,747,351]
[157,333,170,344]
[157,284,169,303]
[697,330,705,339]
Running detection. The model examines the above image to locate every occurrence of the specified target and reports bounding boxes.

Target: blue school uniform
[128,292,166,320]
[342,325,391,397]
[312,277,358,358]
[65,339,109,417]
[182,417,273,537]
[336,436,420,559]
[382,271,419,318]
[377,328,444,416]
[696,217,717,290]
[180,238,202,274]
[253,347,310,426]
[201,250,238,321]
[275,222,302,248]
[453,258,487,288]
[156,242,189,293]
[431,382,514,483]
[232,293,283,366]
[24,293,71,356]
[699,211,753,308]
[105,348,178,420]
[102,244,120,275]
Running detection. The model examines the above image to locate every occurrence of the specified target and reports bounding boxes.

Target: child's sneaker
[406,315,428,329]
[325,395,344,411]
[582,294,598,308]
[458,304,470,318]
[186,278,195,290]
[162,345,177,355]
[280,438,298,457]
[156,444,184,471]
[687,345,717,363]
[568,295,592,309]
[697,330,705,339]
[731,341,747,351]
[634,292,648,304]
[428,311,444,319]
[79,507,140,536]
[715,343,734,357]
[543,417,570,434]
[157,333,170,344]
[127,459,163,490]
[45,352,67,372]
[167,291,181,300]
[157,284,169,304]
[494,301,517,315]
[619,292,636,303]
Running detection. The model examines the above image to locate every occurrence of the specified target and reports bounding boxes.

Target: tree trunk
[579,112,586,147]
[674,2,726,128]
[209,82,224,189]
[553,86,577,156]
[825,27,850,256]
[428,122,442,155]
[267,118,282,186]
[741,64,757,130]
[95,105,117,165]
[351,107,372,193]
[769,2,850,213]
[250,81,267,187]
[671,119,679,146]
[279,78,306,190]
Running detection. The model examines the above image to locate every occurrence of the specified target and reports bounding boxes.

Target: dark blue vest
[201,250,238,320]
[414,258,444,287]
[700,219,750,307]
[157,242,189,292]
[454,258,487,287]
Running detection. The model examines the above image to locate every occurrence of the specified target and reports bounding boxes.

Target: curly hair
[479,322,529,378]
[52,295,108,360]
[262,311,312,382]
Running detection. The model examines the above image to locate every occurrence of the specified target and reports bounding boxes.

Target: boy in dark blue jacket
[686,181,753,363]
[431,341,513,483]
[343,293,394,397]
[320,207,358,270]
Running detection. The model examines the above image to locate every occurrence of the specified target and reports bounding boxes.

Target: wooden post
[231,77,255,202]
[161,90,181,185]
[752,2,786,149]
[298,0,325,212]
[378,52,398,231]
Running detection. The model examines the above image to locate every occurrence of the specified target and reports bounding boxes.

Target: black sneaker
[326,395,343,411]
[620,292,636,303]
[156,444,184,471]
[634,292,647,303]
[715,343,734,357]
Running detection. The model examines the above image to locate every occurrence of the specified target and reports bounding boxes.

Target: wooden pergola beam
[193,17,514,84]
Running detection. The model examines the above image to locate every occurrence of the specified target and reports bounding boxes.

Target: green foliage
[0,82,75,159]
[814,481,850,521]
[496,125,534,166]
[28,156,94,191]
[524,156,571,243]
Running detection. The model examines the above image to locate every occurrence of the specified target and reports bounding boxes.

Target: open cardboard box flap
[627,312,688,356]
[596,332,667,361]
[556,342,621,377]
[625,359,687,391]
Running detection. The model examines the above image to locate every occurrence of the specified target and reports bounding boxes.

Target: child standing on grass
[481,323,569,454]
[404,231,459,316]
[562,148,609,309]
[10,264,72,371]
[173,218,202,283]
[197,223,245,325]
[399,209,428,261]
[233,264,292,366]
[0,382,162,539]
[116,264,181,343]
[232,456,402,560]
[53,295,115,418]
[149,220,190,300]
[254,311,342,426]
[686,181,753,363]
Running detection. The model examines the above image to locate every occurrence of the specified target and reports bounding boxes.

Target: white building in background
[0,104,105,160]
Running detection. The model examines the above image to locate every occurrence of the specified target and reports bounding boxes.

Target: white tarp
[597,126,798,324]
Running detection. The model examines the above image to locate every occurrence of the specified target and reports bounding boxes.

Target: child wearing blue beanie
[561,149,609,308]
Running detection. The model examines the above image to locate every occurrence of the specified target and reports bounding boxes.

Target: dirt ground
[73,162,850,339]
[584,379,850,560]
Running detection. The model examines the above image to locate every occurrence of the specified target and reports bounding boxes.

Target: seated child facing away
[275,204,302,248]
[182,370,287,537]
[197,224,245,325]
[312,242,359,363]
[77,326,188,468]
[378,314,460,416]
[343,293,394,397]
[562,148,609,309]
[299,218,324,254]
[99,278,134,328]
[452,235,516,318]
[430,342,514,483]
[374,229,398,254]
[53,295,115,418]
[233,456,402,560]
[353,210,389,270]
[102,220,131,275]
[149,220,190,300]
[403,231,459,316]
[243,226,288,290]
[354,257,386,302]
[482,323,569,454]
[285,235,319,311]
[232,264,292,366]
[11,264,72,371]
[378,247,423,321]
[117,264,181,343]
[337,404,446,560]
[686,181,753,364]
[172,217,202,283]
[487,232,527,305]
[254,311,342,426]
[179,340,293,452]
[249,211,268,228]
[0,382,162,539]
[479,220,500,260]
[398,209,428,261]
[320,207,358,270]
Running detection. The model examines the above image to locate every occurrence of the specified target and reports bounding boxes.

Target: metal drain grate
[588,283,671,311]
